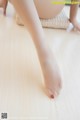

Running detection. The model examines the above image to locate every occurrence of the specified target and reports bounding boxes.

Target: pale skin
[70,2,80,31]
[0,0,80,98]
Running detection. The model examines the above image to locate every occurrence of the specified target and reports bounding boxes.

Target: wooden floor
[0,3,80,120]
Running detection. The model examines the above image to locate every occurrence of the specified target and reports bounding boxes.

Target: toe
[50,94,54,99]
[47,88,55,99]
[47,88,59,99]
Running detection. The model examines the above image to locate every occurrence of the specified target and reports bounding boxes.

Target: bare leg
[70,0,80,31]
[0,0,8,15]
[11,0,62,98]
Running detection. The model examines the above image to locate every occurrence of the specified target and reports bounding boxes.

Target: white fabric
[41,10,70,29]
[15,10,70,29]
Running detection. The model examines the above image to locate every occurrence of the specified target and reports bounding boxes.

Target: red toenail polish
[50,95,54,99]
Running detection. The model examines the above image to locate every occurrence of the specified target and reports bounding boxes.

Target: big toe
[47,88,60,99]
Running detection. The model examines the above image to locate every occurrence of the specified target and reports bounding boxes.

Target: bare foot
[70,18,80,31]
[40,53,62,99]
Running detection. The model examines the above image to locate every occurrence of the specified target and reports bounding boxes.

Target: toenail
[50,94,54,99]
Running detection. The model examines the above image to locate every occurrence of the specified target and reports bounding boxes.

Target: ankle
[69,17,76,23]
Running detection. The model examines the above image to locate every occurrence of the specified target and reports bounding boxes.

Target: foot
[41,53,62,99]
[70,18,80,31]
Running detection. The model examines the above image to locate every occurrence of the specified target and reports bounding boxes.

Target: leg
[70,0,80,31]
[0,0,8,15]
[11,0,62,98]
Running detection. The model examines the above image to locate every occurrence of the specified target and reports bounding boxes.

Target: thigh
[34,0,65,19]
